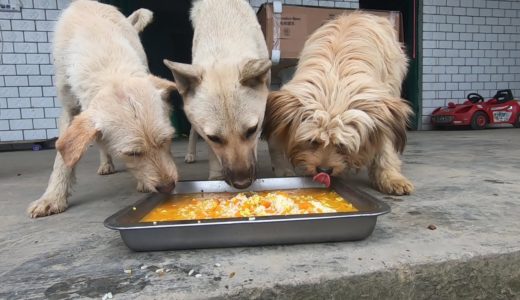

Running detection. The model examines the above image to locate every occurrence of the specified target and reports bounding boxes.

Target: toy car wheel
[514,113,520,128]
[471,111,488,130]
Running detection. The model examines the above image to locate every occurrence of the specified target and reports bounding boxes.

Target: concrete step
[1,129,519,299]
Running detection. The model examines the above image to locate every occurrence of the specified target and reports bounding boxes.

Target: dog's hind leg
[127,8,153,33]
[267,137,296,177]
[369,137,414,195]
[208,147,224,180]
[184,127,197,163]
[97,145,115,175]
[27,109,76,218]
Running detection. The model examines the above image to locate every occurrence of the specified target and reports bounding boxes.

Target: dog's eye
[308,139,322,148]
[245,124,258,139]
[207,135,224,144]
[123,151,144,157]
[336,144,348,154]
[159,138,171,147]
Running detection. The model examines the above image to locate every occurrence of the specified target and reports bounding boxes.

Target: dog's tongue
[313,172,331,188]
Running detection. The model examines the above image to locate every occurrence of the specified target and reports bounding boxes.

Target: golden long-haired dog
[264,12,414,195]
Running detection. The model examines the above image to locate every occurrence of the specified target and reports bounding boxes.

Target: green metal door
[359,0,421,130]
[100,0,193,136]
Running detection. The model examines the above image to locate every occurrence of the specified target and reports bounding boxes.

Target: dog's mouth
[313,172,331,188]
[227,179,252,189]
[223,166,257,190]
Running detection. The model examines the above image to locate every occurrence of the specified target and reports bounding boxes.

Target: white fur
[28,1,178,218]
[165,0,271,189]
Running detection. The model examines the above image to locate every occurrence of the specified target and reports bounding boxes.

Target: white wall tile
[421,0,520,129]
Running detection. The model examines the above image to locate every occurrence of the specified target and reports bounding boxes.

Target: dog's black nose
[156,182,176,194]
[231,178,253,189]
[316,167,333,174]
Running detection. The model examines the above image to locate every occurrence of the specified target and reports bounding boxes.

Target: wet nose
[231,178,253,189]
[156,181,176,194]
[316,166,333,175]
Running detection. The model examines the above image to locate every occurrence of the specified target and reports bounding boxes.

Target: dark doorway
[102,0,194,136]
[360,0,421,130]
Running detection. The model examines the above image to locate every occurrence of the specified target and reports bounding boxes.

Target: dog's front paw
[97,162,115,175]
[378,175,414,196]
[27,196,68,218]
[136,181,153,193]
[184,153,196,164]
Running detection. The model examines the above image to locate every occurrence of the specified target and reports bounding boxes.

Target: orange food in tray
[140,188,357,222]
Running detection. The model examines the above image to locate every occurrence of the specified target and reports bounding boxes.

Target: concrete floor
[1,129,519,299]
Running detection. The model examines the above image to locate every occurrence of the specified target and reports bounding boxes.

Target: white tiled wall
[421,0,520,129]
[0,0,64,142]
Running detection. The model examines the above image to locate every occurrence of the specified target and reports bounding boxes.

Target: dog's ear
[163,60,202,95]
[56,112,99,168]
[240,59,272,87]
[127,8,153,33]
[378,98,413,153]
[262,90,301,139]
[149,75,177,100]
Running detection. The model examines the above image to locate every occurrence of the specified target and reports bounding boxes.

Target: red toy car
[431,89,520,129]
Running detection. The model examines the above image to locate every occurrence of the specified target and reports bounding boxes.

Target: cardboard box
[257,3,403,70]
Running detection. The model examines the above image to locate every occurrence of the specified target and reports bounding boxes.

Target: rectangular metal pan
[104,177,390,251]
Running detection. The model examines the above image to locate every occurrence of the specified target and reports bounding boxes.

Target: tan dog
[264,12,414,195]
[28,0,178,218]
[164,0,271,189]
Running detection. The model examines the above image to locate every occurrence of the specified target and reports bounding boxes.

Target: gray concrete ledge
[222,252,520,300]
[1,129,519,299]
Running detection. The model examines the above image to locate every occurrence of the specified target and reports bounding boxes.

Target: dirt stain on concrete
[44,275,148,299]
[384,196,404,202]
[484,179,512,185]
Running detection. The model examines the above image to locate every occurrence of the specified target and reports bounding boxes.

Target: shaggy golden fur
[28,1,178,218]
[264,12,414,195]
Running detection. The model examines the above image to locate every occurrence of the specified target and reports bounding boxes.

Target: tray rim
[104,177,390,231]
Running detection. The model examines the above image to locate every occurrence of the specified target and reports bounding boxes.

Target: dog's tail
[127,8,153,33]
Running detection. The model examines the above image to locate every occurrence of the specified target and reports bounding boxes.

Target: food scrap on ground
[102,292,113,300]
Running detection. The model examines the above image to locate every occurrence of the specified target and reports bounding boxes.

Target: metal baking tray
[104,177,390,251]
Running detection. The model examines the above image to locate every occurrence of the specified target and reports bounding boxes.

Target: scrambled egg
[141,189,357,222]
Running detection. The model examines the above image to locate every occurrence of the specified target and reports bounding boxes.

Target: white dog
[164,0,271,189]
[28,0,178,218]
[264,12,414,195]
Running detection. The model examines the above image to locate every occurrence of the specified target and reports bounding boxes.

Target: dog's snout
[156,181,176,194]
[231,178,253,189]
[316,166,333,175]
[224,167,255,190]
